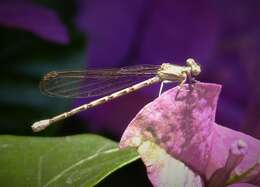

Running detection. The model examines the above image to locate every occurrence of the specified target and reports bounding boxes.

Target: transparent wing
[40,64,160,98]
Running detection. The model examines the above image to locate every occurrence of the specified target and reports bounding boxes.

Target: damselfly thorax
[32,58,201,132]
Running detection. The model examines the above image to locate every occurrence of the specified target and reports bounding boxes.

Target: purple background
[0,0,259,138]
[74,0,260,139]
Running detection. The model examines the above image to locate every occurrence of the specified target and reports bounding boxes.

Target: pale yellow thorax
[157,63,190,82]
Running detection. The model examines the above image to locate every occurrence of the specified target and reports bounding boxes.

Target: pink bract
[119,82,260,186]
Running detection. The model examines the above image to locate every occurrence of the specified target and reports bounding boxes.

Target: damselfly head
[186,58,201,76]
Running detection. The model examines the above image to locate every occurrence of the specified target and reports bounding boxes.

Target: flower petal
[137,140,204,187]
[228,183,259,187]
[0,2,69,44]
[208,124,260,184]
[207,140,247,187]
[119,82,260,186]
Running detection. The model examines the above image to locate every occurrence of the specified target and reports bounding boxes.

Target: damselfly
[32,58,201,132]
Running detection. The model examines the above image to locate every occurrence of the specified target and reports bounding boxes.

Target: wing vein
[40,65,159,98]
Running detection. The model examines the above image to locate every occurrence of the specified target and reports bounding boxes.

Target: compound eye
[186,58,201,76]
[186,58,196,66]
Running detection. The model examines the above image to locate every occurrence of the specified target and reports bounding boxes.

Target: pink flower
[119,83,260,186]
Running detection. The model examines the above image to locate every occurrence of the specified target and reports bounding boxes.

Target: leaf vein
[43,148,118,187]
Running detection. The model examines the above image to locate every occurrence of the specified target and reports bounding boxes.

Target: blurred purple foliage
[1,0,259,139]
[74,0,260,139]
[0,1,69,44]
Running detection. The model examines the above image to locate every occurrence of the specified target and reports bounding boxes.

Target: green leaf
[0,134,140,187]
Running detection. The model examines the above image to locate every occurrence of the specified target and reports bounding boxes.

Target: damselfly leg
[159,80,172,96]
